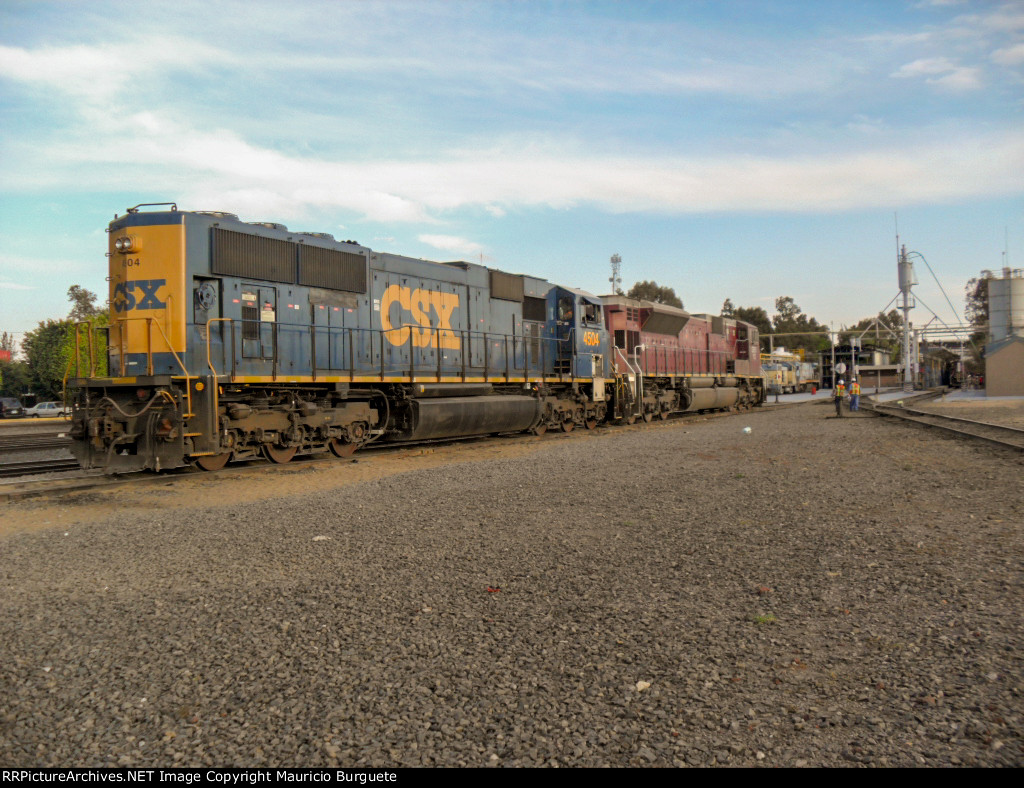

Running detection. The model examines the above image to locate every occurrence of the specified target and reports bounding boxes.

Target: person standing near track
[849,377,861,412]
[834,379,846,417]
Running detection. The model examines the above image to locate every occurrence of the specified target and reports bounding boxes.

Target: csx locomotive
[67,204,764,473]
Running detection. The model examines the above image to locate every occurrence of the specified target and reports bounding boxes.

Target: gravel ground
[1,403,1021,768]
[917,397,1024,430]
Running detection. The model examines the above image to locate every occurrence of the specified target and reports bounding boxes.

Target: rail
[866,399,1024,452]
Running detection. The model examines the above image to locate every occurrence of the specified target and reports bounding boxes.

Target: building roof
[985,333,1024,356]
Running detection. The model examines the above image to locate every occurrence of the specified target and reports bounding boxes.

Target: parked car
[25,401,71,418]
[0,397,27,418]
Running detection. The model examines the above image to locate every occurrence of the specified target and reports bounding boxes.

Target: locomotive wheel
[328,439,357,458]
[263,444,298,464]
[531,424,547,436]
[642,410,654,423]
[561,419,574,433]
[659,410,669,421]
[625,414,637,425]
[585,417,598,430]
[192,452,231,472]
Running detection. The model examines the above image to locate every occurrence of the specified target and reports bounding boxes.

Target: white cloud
[1,5,1022,227]
[891,57,984,91]
[930,66,984,91]
[417,234,485,256]
[992,43,1024,66]
[859,32,933,46]
[0,43,128,100]
[8,109,1019,222]
[892,57,959,77]
[0,39,233,102]
[0,282,36,290]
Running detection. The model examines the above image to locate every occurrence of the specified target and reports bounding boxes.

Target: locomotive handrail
[113,315,194,417]
[63,322,91,402]
[615,346,642,419]
[631,343,732,377]
[72,320,96,379]
[209,317,575,384]
[382,321,570,381]
[205,318,238,381]
[126,202,178,214]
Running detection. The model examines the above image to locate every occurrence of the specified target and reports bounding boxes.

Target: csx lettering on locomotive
[112,279,167,312]
[380,284,460,349]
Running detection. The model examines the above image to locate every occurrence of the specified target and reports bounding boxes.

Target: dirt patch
[0,434,558,538]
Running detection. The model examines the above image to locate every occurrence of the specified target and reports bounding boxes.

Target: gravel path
[1,403,1021,767]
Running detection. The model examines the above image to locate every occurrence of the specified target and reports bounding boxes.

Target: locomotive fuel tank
[399,395,542,441]
[685,387,740,411]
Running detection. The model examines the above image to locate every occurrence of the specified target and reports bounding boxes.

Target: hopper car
[66,204,764,473]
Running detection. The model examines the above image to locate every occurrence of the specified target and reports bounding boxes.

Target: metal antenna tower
[609,254,622,294]
[898,243,917,392]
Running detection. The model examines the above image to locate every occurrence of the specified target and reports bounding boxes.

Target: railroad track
[0,434,71,452]
[0,401,782,500]
[0,458,82,479]
[866,400,1024,452]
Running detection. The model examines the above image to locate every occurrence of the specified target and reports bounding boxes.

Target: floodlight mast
[609,254,622,295]
[898,244,917,392]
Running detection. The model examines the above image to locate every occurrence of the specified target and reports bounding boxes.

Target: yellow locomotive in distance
[761,349,819,394]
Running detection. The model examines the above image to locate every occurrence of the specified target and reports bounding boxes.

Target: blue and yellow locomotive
[68,204,611,472]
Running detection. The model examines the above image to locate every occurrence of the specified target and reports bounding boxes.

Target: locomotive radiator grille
[299,246,366,293]
[212,228,295,283]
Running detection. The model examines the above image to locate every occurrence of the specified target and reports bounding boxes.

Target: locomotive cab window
[582,302,600,325]
[557,296,573,322]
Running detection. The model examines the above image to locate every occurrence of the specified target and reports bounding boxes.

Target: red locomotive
[601,296,764,422]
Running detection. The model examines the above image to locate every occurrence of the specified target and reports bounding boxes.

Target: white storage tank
[989,268,1024,342]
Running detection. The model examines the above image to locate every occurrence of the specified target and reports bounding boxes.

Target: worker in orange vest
[849,378,861,411]
[834,379,846,418]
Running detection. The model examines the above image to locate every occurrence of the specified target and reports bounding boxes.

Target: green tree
[770,296,829,354]
[963,275,991,375]
[17,286,109,399]
[627,280,683,309]
[734,306,773,337]
[964,275,990,332]
[845,310,902,358]
[21,319,73,399]
[67,284,101,321]
[0,359,31,397]
[720,298,736,317]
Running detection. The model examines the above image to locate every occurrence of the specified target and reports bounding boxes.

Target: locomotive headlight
[114,235,138,253]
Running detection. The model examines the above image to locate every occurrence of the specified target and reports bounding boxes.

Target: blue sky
[1,0,1022,345]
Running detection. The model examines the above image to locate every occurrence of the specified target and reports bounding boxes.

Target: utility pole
[830,323,835,389]
[898,244,916,392]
